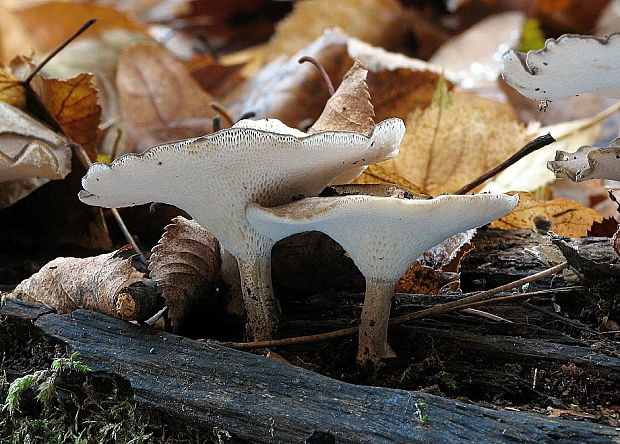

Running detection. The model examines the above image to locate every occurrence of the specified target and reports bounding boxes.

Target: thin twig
[298,56,335,96]
[460,308,512,322]
[210,102,234,127]
[523,301,599,334]
[224,262,570,349]
[25,19,97,84]
[455,133,556,195]
[72,144,147,263]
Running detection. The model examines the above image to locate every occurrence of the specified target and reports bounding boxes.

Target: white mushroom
[246,193,518,365]
[501,33,620,102]
[80,117,405,340]
[547,138,620,182]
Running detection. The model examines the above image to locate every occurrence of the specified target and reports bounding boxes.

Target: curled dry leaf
[13,1,148,52]
[31,73,102,160]
[547,139,620,182]
[149,216,221,332]
[224,28,351,129]
[395,263,459,295]
[116,43,217,154]
[263,0,409,62]
[502,33,620,102]
[309,60,374,135]
[489,191,603,237]
[381,92,529,196]
[430,11,525,99]
[10,246,159,321]
[0,101,71,208]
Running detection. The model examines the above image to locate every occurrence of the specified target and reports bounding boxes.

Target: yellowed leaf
[0,5,34,63]
[14,1,148,52]
[116,43,217,154]
[352,163,426,195]
[32,73,102,160]
[264,0,409,62]
[0,65,24,108]
[382,93,529,196]
[490,191,603,237]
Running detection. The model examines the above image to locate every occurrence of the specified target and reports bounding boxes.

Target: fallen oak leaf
[490,191,603,237]
[116,42,217,154]
[10,246,161,321]
[149,216,221,332]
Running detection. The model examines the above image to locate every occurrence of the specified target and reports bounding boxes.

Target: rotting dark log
[1,298,619,444]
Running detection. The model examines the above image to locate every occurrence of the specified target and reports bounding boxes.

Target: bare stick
[455,133,556,195]
[298,56,335,96]
[223,262,569,349]
[72,144,147,263]
[25,19,97,84]
[210,102,234,127]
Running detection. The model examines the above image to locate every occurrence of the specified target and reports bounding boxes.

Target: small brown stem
[224,262,569,349]
[110,128,123,161]
[455,133,556,195]
[298,56,335,96]
[24,19,97,84]
[71,144,147,263]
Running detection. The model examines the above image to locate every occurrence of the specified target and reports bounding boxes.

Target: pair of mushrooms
[80,118,517,366]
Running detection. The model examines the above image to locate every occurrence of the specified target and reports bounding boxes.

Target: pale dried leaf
[431,11,525,99]
[309,60,374,135]
[10,247,147,318]
[0,65,25,108]
[352,163,426,194]
[149,216,221,331]
[502,33,620,101]
[489,191,603,237]
[0,102,71,208]
[381,93,529,195]
[116,43,216,154]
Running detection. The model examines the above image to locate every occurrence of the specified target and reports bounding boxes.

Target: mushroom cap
[80,118,404,258]
[501,33,620,101]
[246,193,518,281]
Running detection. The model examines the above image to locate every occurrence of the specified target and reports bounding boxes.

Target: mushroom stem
[237,255,281,341]
[357,278,396,366]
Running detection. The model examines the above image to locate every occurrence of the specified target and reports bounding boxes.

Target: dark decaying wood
[1,298,619,444]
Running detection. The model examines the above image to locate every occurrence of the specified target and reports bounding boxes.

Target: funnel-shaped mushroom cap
[247,193,518,281]
[80,118,404,258]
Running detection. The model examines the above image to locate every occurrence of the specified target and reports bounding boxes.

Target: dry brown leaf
[0,65,25,108]
[31,73,102,160]
[309,60,374,135]
[0,101,71,208]
[223,28,350,129]
[10,246,157,320]
[490,191,603,237]
[352,163,426,194]
[381,92,529,196]
[190,56,246,99]
[395,263,460,294]
[13,1,147,52]
[264,0,409,62]
[149,216,221,332]
[116,43,217,154]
